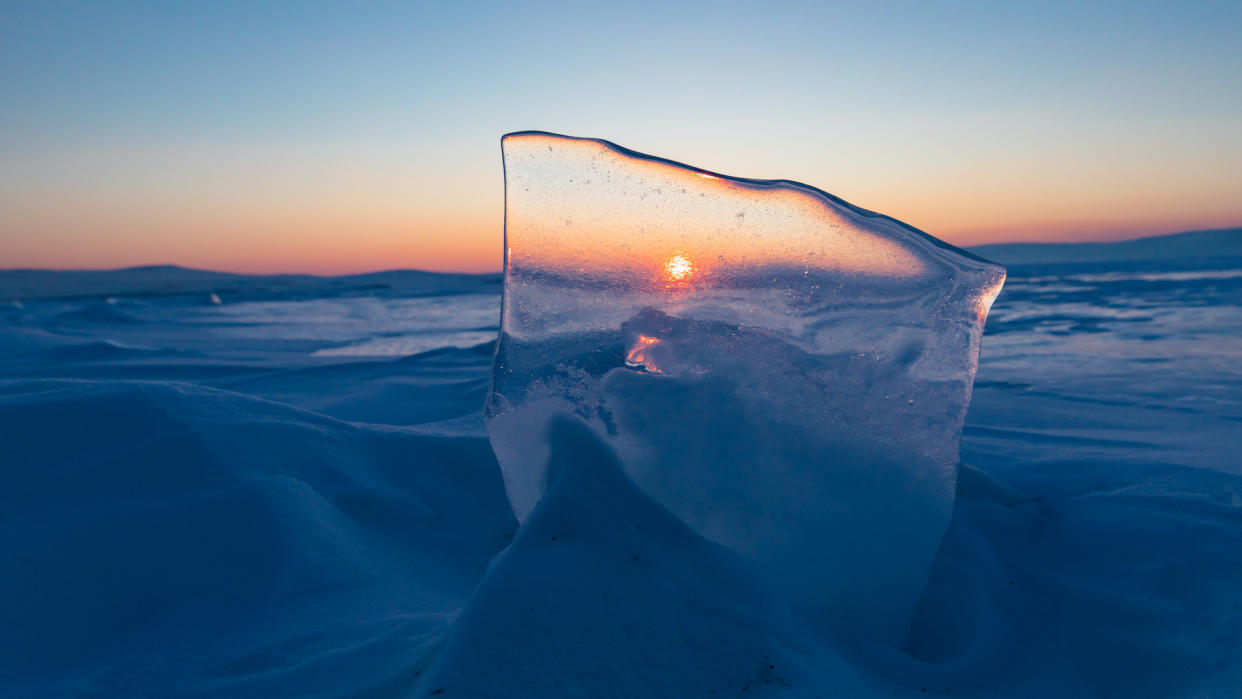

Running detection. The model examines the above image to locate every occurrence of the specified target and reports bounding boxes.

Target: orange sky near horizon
[2,125,1240,275]
[3,135,1238,275]
[3,189,1239,276]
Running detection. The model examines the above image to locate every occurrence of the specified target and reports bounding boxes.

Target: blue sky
[2,0,1239,272]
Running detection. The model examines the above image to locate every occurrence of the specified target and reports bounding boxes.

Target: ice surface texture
[485,132,1005,643]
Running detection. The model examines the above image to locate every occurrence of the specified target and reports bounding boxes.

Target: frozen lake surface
[1,257,1240,697]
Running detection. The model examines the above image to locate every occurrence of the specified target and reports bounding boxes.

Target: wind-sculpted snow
[486,132,1006,642]
[0,380,515,697]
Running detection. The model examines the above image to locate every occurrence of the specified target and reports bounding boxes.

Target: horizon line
[2,225,1239,278]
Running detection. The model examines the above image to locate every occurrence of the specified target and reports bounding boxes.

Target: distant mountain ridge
[5,227,1241,300]
[968,227,1242,267]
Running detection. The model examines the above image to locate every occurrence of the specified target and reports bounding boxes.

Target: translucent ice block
[486,131,1005,643]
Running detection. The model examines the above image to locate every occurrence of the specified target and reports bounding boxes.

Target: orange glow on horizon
[5,130,1241,276]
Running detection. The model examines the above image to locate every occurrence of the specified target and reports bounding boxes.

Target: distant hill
[6,227,1242,301]
[968,228,1242,267]
[0,265,502,302]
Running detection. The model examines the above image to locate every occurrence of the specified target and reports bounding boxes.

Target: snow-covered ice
[1,244,1241,694]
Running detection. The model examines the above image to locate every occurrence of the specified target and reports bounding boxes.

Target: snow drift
[0,380,514,697]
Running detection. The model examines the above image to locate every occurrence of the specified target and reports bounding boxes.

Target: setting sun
[665,254,694,281]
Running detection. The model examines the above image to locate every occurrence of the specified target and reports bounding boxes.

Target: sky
[1,0,1240,274]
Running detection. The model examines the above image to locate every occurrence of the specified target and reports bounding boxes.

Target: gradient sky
[2,0,1240,274]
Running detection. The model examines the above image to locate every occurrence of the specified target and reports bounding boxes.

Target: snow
[0,379,514,697]
[1,251,1240,696]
